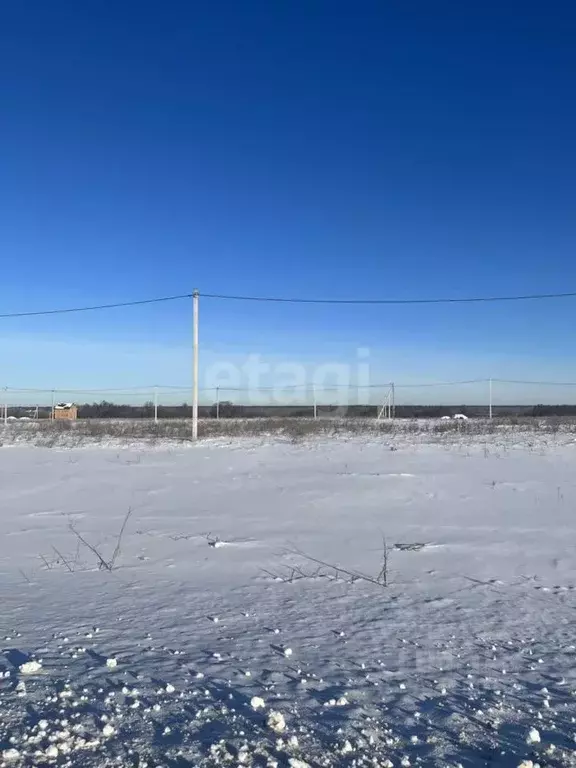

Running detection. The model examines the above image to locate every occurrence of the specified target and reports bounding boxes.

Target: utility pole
[3,387,7,426]
[313,385,317,420]
[154,386,158,424]
[216,386,220,420]
[192,290,199,440]
[489,378,493,419]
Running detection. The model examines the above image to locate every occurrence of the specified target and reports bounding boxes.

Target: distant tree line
[7,401,576,420]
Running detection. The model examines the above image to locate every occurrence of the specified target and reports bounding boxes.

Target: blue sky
[1,1,575,404]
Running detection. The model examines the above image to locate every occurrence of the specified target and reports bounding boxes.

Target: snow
[2,432,576,766]
[267,710,287,734]
[17,661,42,675]
[101,723,115,738]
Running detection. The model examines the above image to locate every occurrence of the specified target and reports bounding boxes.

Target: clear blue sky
[1,1,575,404]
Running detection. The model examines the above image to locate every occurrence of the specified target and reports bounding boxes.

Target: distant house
[53,403,78,420]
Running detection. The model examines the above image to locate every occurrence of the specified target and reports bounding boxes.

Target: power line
[394,379,487,388]
[0,293,192,319]
[493,379,576,387]
[1,288,576,318]
[9,379,576,395]
[202,290,576,305]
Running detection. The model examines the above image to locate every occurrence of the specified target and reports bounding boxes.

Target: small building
[53,403,78,420]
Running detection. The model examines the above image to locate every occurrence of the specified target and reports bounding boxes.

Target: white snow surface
[2,433,576,766]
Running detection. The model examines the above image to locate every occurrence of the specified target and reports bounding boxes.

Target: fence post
[192,290,199,440]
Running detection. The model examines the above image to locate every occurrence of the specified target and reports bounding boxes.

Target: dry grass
[2,415,576,447]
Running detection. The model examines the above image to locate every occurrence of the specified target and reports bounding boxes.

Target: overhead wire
[1,288,576,318]
[7,379,576,394]
[200,290,576,305]
[0,293,192,318]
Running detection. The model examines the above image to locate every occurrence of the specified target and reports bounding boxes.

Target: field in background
[3,415,576,448]
[2,431,576,766]
[6,402,576,421]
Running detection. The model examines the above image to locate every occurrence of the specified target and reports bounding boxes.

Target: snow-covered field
[2,433,576,767]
